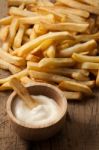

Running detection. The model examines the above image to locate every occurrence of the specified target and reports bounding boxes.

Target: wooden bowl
[6,83,67,141]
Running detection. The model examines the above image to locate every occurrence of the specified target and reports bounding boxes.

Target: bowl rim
[6,82,67,129]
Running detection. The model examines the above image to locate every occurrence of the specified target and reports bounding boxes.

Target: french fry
[9,7,37,17]
[0,58,21,74]
[81,62,99,69]
[37,0,46,6]
[0,0,98,99]
[63,39,78,45]
[52,5,89,18]
[9,77,39,109]
[57,43,69,50]
[0,76,34,91]
[8,18,19,47]
[8,0,36,6]
[78,69,89,77]
[57,39,78,50]
[0,82,12,91]
[54,1,65,6]
[2,42,9,52]
[34,23,47,36]
[28,61,89,78]
[39,58,75,68]
[72,53,99,63]
[36,0,54,7]
[59,80,93,96]
[0,16,13,25]
[25,28,32,36]
[41,22,89,32]
[26,54,40,62]
[79,51,89,55]
[0,69,27,84]
[30,27,37,40]
[75,32,99,42]
[22,35,30,43]
[59,40,97,57]
[13,32,74,57]
[37,6,87,23]
[72,72,89,81]
[0,26,9,42]
[81,80,95,88]
[63,91,82,100]
[29,70,75,84]
[21,76,34,85]
[19,3,25,9]
[0,48,26,66]
[46,45,56,58]
[9,48,14,54]
[77,0,99,7]
[40,0,54,7]
[58,0,99,15]
[13,24,25,48]
[80,69,89,76]
[96,70,99,86]
[66,13,86,24]
[19,14,55,24]
[28,5,65,20]
[31,39,53,54]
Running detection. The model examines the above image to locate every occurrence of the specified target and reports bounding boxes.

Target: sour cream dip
[13,95,60,126]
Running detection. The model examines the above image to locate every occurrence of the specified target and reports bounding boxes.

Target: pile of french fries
[0,0,99,100]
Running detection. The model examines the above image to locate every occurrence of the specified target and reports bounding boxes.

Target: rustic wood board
[1,74,99,150]
[1,1,99,150]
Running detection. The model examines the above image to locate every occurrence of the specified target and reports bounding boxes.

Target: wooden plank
[32,89,99,150]
[1,76,99,150]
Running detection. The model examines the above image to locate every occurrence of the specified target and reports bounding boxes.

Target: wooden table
[0,71,99,150]
[1,1,99,150]
[1,86,99,150]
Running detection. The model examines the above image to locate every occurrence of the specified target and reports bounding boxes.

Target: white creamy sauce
[13,95,60,126]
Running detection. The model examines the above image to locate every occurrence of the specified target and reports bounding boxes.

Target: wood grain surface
[0,1,99,150]
[0,75,99,150]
